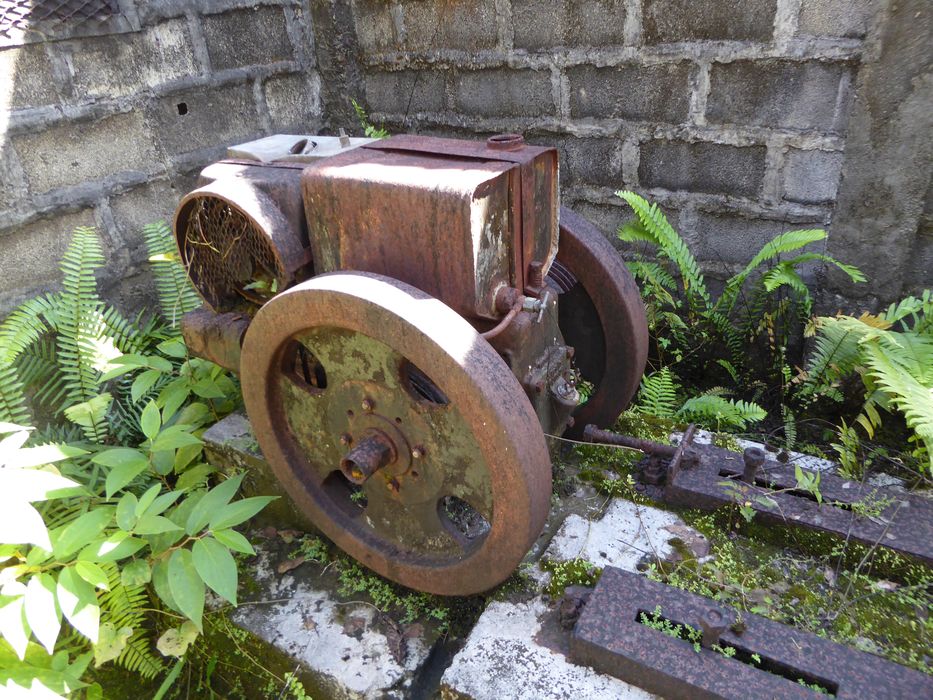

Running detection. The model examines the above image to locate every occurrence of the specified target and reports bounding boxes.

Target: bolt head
[386,478,400,493]
[339,433,351,446]
[412,446,425,459]
[362,398,374,412]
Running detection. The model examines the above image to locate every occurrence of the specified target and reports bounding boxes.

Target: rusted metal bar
[571,566,933,699]
[667,423,696,481]
[180,308,250,372]
[583,424,680,458]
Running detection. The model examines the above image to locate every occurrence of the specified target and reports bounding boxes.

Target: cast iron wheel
[240,272,552,595]
[549,207,649,439]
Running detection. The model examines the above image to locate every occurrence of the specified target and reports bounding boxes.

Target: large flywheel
[240,272,552,595]
[549,207,649,439]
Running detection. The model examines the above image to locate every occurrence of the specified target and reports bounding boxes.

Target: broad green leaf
[192,379,226,399]
[116,493,139,531]
[151,449,175,476]
[157,338,188,359]
[79,534,145,563]
[175,403,209,428]
[131,369,162,403]
[156,620,199,657]
[157,380,190,422]
[121,560,151,587]
[185,474,243,535]
[143,491,183,518]
[2,444,87,469]
[93,622,132,667]
[151,560,180,614]
[0,498,51,550]
[211,529,255,556]
[140,401,161,441]
[25,574,60,654]
[64,394,112,431]
[192,538,237,605]
[52,507,113,559]
[0,585,29,659]
[151,426,202,453]
[0,469,79,502]
[167,550,205,630]
[135,484,162,517]
[134,515,183,536]
[92,448,146,469]
[75,562,109,591]
[173,443,202,473]
[104,456,150,498]
[57,567,100,643]
[209,496,276,531]
[176,464,214,491]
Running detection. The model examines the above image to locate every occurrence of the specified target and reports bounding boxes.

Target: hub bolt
[387,478,400,493]
[362,398,374,412]
[339,433,352,446]
[412,446,425,459]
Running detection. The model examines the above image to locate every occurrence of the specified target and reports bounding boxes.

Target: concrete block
[454,68,554,117]
[639,139,767,198]
[229,534,444,700]
[68,19,196,99]
[14,111,158,194]
[643,0,777,43]
[512,0,627,49]
[782,148,844,204]
[264,72,322,132]
[107,177,180,263]
[690,211,806,264]
[568,63,691,123]
[438,597,655,700]
[561,137,622,186]
[0,208,96,316]
[202,6,294,71]
[145,81,262,157]
[353,0,498,52]
[203,413,317,532]
[904,234,932,295]
[707,59,852,132]
[1,44,58,109]
[798,0,873,38]
[364,69,447,114]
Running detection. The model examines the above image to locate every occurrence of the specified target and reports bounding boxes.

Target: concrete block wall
[349,0,930,302]
[0,0,323,315]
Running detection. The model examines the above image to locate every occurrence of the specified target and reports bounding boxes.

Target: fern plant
[802,290,933,473]
[617,191,864,437]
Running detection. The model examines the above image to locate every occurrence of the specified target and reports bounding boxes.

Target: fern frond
[635,368,678,418]
[617,191,709,306]
[99,563,164,679]
[143,221,202,327]
[677,395,766,430]
[0,294,60,423]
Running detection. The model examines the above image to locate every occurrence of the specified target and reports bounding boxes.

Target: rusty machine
[173,132,649,596]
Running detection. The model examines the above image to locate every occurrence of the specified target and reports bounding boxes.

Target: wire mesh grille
[181,195,285,313]
[0,0,117,37]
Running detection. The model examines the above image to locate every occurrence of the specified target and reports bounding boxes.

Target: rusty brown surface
[239,271,552,595]
[174,161,312,313]
[549,207,648,438]
[179,307,249,372]
[573,567,932,699]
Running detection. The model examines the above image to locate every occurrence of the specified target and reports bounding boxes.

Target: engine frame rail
[570,566,933,700]
[583,425,933,566]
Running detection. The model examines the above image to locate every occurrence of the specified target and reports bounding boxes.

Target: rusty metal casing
[301,134,558,321]
[174,160,313,313]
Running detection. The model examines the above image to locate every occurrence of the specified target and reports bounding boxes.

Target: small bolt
[362,398,374,412]
[339,433,352,446]
[386,478,400,493]
[412,446,425,459]
[742,446,766,484]
[699,608,730,648]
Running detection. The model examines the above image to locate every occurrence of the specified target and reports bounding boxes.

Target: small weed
[540,558,602,597]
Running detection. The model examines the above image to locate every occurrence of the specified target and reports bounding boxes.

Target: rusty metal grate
[0,0,117,38]
[180,195,285,313]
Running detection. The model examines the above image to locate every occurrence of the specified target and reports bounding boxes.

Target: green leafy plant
[618,191,864,435]
[802,291,933,474]
[0,224,270,697]
[351,98,389,139]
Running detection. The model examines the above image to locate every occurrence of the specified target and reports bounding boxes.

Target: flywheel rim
[550,207,649,438]
[240,272,552,595]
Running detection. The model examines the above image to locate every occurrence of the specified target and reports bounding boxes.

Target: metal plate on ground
[664,443,933,565]
[571,567,933,700]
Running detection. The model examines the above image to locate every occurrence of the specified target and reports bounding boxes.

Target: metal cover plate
[571,567,933,699]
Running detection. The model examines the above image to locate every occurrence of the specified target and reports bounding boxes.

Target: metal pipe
[480,297,524,341]
[340,432,396,484]
[583,424,679,458]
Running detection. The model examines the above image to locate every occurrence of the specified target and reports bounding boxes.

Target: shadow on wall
[0,0,323,317]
